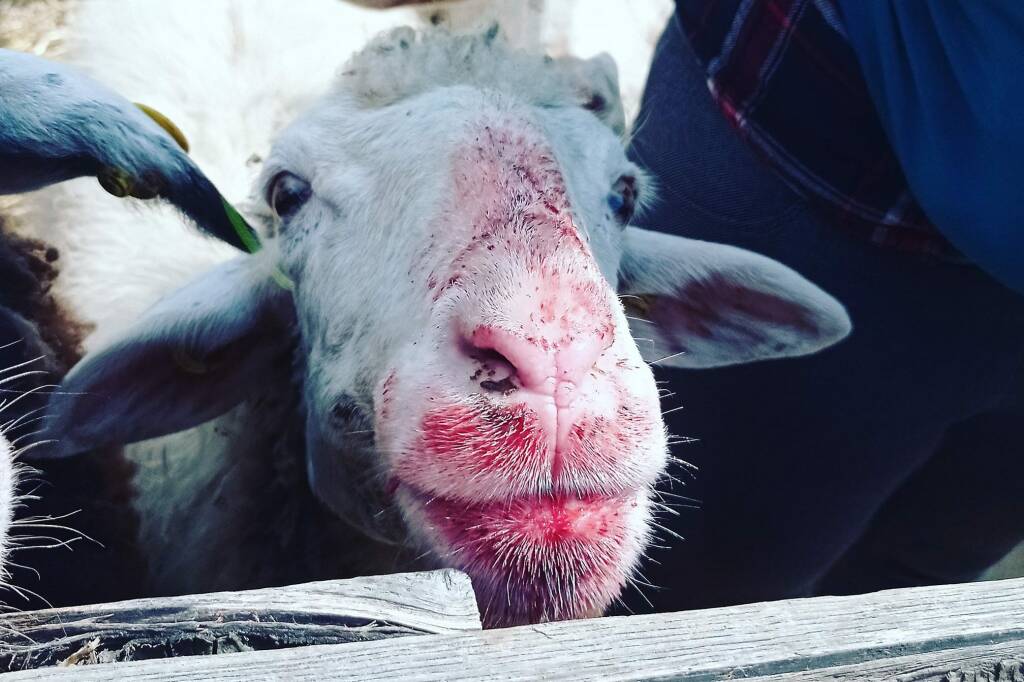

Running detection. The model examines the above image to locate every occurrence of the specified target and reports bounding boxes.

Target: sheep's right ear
[39,256,294,458]
[618,227,851,368]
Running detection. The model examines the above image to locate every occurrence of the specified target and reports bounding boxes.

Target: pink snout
[468,325,611,398]
[463,319,613,474]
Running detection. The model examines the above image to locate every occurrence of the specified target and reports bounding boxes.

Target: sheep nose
[467,325,612,401]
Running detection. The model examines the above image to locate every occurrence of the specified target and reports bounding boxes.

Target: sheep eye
[608,174,636,225]
[269,171,311,219]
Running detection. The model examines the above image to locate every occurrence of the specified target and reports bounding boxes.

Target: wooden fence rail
[2,572,1024,680]
[0,569,480,671]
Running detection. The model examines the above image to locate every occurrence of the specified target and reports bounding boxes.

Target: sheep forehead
[275,82,622,172]
[270,92,630,290]
[263,26,629,198]
[335,27,588,112]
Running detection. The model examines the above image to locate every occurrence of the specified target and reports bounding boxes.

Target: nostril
[469,345,513,369]
[464,326,554,393]
[460,337,519,390]
[480,376,517,395]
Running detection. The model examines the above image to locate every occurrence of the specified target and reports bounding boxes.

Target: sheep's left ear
[558,52,625,136]
[40,256,294,458]
[618,227,851,368]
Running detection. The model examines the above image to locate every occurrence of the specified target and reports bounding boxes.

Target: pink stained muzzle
[399,484,646,627]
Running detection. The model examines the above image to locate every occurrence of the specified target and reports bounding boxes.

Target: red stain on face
[397,386,657,505]
[402,402,549,493]
[425,121,597,295]
[403,485,642,627]
[557,404,657,485]
[378,370,398,422]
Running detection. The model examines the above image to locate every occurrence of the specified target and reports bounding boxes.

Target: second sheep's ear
[42,256,295,458]
[557,52,625,136]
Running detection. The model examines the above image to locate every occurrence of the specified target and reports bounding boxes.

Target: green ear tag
[269,268,296,291]
[222,198,262,254]
[221,198,295,291]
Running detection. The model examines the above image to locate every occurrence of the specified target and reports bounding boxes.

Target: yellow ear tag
[135,102,190,152]
[97,104,187,199]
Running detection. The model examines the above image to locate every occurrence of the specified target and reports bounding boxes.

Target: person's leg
[814,361,1024,594]
[618,14,1024,614]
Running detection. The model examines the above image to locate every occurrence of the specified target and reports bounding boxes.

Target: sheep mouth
[387,397,660,504]
[396,484,647,628]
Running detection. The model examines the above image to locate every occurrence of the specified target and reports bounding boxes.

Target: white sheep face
[48,31,851,628]
[269,87,665,626]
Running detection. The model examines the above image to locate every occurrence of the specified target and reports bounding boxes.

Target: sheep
[0,1,661,614]
[18,1,847,626]
[0,33,266,610]
[4,0,851,628]
[0,218,87,608]
[0,0,671,610]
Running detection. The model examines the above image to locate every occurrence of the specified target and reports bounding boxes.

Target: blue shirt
[838,2,1024,294]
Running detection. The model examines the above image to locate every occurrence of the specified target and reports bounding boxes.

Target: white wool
[405,0,673,124]
[338,26,624,130]
[14,0,416,345]
[540,0,672,124]
[0,390,33,593]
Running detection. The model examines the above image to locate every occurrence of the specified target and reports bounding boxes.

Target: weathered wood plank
[0,569,479,671]
[7,576,1024,681]
[744,638,1024,681]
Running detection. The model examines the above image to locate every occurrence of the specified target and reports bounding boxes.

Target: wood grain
[0,569,479,672]
[745,639,1024,681]
[8,576,1024,680]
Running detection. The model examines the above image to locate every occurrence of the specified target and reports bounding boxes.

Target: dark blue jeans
[620,14,1024,614]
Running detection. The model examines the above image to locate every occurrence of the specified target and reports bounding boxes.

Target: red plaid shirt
[675,0,962,259]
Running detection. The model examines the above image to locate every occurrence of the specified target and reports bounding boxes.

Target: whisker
[0,371,50,388]
[654,490,702,505]
[649,350,687,365]
[649,521,685,543]
[0,577,54,609]
[0,355,46,377]
[7,428,47,448]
